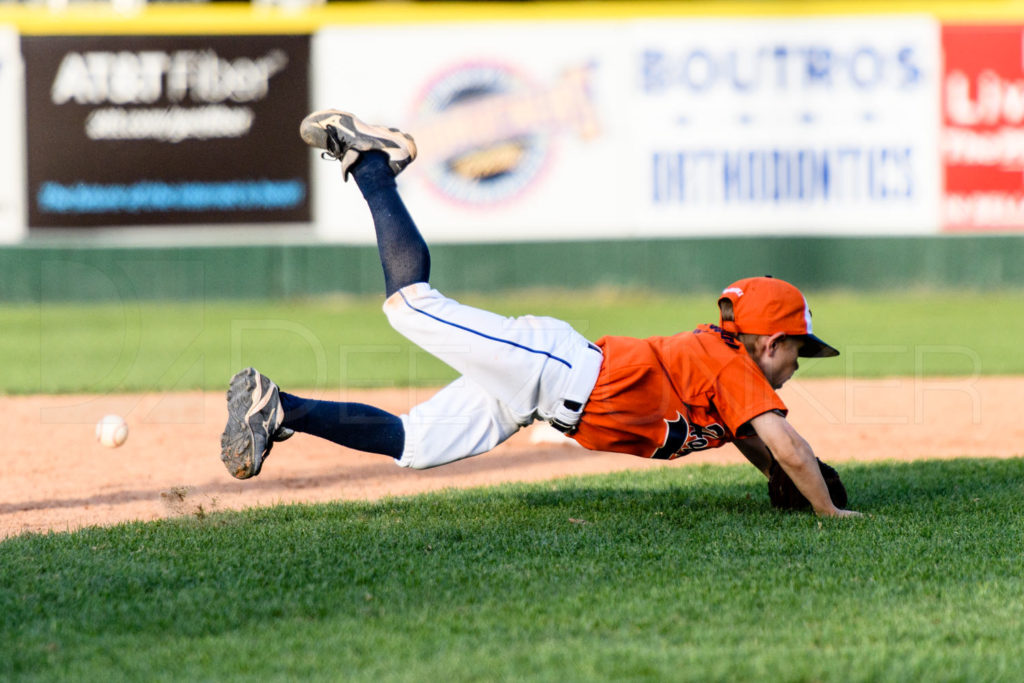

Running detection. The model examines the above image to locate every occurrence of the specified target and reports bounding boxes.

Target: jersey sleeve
[710,356,788,436]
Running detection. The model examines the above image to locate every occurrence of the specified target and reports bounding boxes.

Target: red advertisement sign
[943,24,1024,231]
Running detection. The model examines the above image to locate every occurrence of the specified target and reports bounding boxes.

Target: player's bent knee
[394,430,489,470]
[393,444,463,470]
[382,282,442,320]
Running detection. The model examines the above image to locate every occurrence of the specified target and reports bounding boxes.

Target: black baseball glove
[767,457,848,510]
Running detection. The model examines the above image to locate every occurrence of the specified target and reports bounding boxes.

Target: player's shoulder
[685,324,769,380]
[693,324,740,342]
[632,325,747,375]
[685,324,750,361]
[599,326,744,363]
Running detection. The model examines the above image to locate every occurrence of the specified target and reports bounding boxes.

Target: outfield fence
[3,234,1023,302]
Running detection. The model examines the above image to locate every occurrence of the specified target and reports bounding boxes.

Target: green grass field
[3,290,1022,681]
[3,460,1023,681]
[0,289,1019,395]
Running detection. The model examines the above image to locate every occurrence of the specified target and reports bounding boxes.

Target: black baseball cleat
[220,367,293,480]
[299,109,417,181]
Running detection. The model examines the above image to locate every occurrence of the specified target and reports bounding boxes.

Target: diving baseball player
[219,110,859,517]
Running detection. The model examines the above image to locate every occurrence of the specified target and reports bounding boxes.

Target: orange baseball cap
[718,276,839,358]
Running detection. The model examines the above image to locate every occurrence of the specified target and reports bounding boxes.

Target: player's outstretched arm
[733,435,774,477]
[749,412,861,518]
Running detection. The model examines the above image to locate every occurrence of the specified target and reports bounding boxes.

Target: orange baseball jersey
[571,324,787,459]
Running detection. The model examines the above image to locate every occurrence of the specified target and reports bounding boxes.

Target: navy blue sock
[351,151,430,297]
[279,392,404,459]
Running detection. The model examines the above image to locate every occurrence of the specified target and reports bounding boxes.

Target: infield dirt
[2,376,1021,538]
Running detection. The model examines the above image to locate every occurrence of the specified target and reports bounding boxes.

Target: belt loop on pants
[550,404,582,435]
[549,342,603,435]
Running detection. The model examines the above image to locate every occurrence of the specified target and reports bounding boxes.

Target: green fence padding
[2,235,1022,303]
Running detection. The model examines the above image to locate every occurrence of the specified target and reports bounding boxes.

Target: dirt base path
[2,376,1021,538]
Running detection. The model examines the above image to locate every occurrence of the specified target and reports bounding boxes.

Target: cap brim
[798,334,840,358]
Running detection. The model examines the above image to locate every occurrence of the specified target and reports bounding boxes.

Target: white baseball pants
[382,283,603,470]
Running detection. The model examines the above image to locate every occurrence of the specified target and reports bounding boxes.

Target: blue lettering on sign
[640,43,922,94]
[897,47,920,88]
[850,46,883,89]
[804,47,833,86]
[37,179,306,214]
[682,49,716,91]
[642,50,668,94]
[772,47,790,89]
[728,51,755,91]
[652,147,913,205]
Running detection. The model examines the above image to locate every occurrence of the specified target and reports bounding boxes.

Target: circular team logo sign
[411,62,555,206]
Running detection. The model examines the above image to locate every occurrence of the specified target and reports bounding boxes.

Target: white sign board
[632,16,940,236]
[312,23,625,243]
[0,27,25,243]
[312,16,940,243]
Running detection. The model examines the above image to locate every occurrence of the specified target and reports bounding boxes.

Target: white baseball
[96,414,129,448]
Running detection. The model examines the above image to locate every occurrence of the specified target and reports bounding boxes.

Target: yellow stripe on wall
[2,1,1024,35]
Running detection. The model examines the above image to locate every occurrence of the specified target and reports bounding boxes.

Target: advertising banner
[312,16,940,243]
[312,23,623,243]
[942,24,1024,231]
[0,27,25,242]
[633,16,940,236]
[23,34,311,228]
